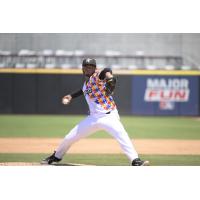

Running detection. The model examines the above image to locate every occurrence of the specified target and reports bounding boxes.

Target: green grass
[0,153,200,166]
[0,115,200,139]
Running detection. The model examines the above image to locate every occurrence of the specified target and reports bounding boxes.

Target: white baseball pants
[55,109,138,162]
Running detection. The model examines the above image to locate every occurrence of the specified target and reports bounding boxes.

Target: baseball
[62,98,70,105]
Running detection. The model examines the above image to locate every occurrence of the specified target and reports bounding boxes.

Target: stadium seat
[135,50,145,56]
[110,64,121,69]
[164,65,175,70]
[44,63,56,69]
[74,50,85,56]
[42,49,54,56]
[18,49,35,56]
[55,50,74,56]
[18,49,37,68]
[0,51,12,68]
[60,63,72,69]
[15,63,25,68]
[0,50,11,56]
[105,50,121,56]
[55,50,74,68]
[145,65,158,70]
[127,65,139,70]
[41,50,55,68]
[0,63,5,68]
[180,65,192,70]
[26,63,37,68]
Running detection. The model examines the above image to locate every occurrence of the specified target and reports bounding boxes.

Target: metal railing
[0,52,186,70]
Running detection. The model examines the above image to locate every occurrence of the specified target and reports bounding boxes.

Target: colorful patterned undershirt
[84,72,116,111]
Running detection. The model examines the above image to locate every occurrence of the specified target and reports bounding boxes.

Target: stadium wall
[0,69,199,116]
[0,70,132,115]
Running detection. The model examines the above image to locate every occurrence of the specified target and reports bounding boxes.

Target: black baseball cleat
[41,151,62,165]
[132,158,149,166]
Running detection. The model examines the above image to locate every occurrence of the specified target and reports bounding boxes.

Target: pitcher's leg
[55,116,98,159]
[100,116,138,162]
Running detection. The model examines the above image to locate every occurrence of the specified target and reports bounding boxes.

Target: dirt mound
[0,162,40,166]
[0,162,93,166]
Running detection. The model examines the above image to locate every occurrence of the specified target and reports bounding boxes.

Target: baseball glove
[105,77,117,95]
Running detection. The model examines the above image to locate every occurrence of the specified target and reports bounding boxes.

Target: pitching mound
[0,162,94,166]
[0,162,41,166]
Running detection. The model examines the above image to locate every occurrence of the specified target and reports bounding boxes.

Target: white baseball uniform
[55,71,139,162]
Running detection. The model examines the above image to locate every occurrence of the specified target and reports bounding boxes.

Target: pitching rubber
[40,161,95,166]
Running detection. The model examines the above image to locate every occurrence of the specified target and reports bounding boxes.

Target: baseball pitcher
[42,58,149,166]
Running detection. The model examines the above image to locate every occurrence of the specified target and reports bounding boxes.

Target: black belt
[106,111,111,114]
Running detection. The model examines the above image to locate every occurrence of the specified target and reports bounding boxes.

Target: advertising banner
[132,76,199,115]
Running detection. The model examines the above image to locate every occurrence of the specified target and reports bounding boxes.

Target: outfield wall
[0,69,132,115]
[132,75,199,116]
[0,69,199,115]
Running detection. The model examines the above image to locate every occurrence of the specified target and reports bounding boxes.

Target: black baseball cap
[82,58,96,68]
